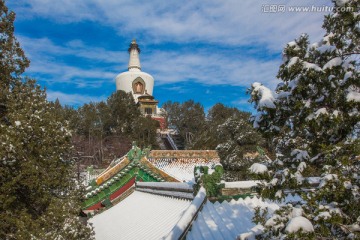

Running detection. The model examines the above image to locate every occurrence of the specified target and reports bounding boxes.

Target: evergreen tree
[0,81,93,239]
[0,0,29,93]
[0,1,93,238]
[106,90,140,135]
[77,102,99,137]
[132,116,160,149]
[163,100,205,149]
[0,0,29,122]
[249,1,360,238]
[192,103,241,150]
[216,111,265,180]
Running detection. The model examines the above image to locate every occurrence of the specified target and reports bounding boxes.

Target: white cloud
[18,36,127,64]
[145,50,281,89]
[18,36,120,88]
[11,0,331,51]
[19,35,281,90]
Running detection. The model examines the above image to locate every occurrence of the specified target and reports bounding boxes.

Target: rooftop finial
[128,38,140,54]
[128,39,141,71]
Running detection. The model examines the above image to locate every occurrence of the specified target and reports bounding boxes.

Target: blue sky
[8,0,332,112]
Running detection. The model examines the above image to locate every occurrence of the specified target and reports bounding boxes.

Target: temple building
[83,146,290,240]
[115,39,166,129]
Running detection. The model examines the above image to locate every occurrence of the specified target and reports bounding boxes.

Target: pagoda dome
[115,39,154,101]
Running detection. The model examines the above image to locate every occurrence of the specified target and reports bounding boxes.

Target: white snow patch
[252,82,276,109]
[344,71,353,81]
[224,180,263,189]
[291,207,304,218]
[314,211,331,221]
[297,162,307,172]
[319,174,338,188]
[315,108,328,117]
[323,57,342,69]
[275,190,283,198]
[238,225,264,240]
[285,216,314,233]
[346,90,360,102]
[307,108,329,120]
[287,57,300,68]
[287,41,297,47]
[291,150,310,161]
[249,163,268,174]
[303,61,322,71]
[304,99,311,108]
[316,45,336,53]
[343,181,352,189]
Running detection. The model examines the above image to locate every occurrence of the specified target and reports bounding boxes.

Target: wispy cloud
[19,36,127,65]
[146,50,281,88]
[18,36,120,88]
[12,0,330,51]
[20,36,281,90]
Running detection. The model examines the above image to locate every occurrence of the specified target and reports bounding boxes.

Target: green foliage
[253,206,268,226]
[195,165,224,197]
[249,1,360,238]
[132,116,159,149]
[195,103,243,150]
[0,0,29,95]
[163,100,205,149]
[106,90,140,135]
[0,2,93,238]
[216,112,266,180]
[164,101,266,180]
[0,80,93,239]
[69,90,159,150]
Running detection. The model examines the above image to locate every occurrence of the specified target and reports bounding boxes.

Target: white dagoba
[115,39,154,101]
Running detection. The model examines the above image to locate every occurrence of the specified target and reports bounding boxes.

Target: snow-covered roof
[136,181,193,191]
[148,157,220,182]
[186,196,280,240]
[137,188,194,200]
[89,191,191,240]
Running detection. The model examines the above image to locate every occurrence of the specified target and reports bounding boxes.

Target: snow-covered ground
[89,191,191,240]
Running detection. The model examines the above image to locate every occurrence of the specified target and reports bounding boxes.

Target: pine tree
[216,111,265,181]
[106,90,140,135]
[192,103,241,150]
[0,81,93,239]
[0,1,93,238]
[0,0,29,121]
[0,0,29,92]
[162,100,206,149]
[249,1,360,238]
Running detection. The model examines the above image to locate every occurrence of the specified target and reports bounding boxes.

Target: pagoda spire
[128,39,141,71]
